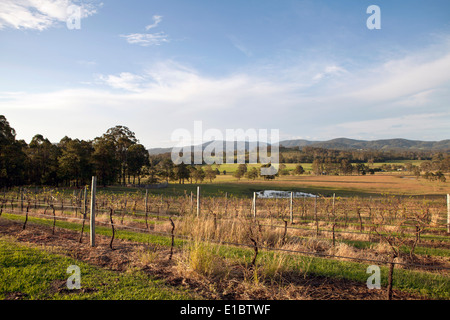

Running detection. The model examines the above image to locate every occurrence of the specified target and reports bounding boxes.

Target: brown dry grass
[227,173,450,196]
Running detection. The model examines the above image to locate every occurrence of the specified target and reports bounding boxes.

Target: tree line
[279,145,448,164]
[0,115,274,188]
[1,115,449,188]
[0,115,149,188]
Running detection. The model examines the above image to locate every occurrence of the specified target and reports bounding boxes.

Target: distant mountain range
[148,138,450,155]
[278,138,450,151]
[148,141,268,156]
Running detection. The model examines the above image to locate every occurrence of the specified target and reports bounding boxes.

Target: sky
[1,0,450,148]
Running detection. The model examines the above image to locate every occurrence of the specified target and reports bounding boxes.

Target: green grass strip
[0,237,196,300]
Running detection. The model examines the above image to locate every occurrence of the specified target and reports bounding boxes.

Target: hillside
[280,138,450,151]
[148,138,450,155]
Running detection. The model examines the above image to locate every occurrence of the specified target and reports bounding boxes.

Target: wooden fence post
[90,176,97,247]
[20,188,24,212]
[145,188,149,212]
[224,192,228,216]
[145,188,149,229]
[315,195,319,236]
[447,194,450,234]
[332,193,335,212]
[253,192,256,219]
[197,186,200,218]
[290,192,293,224]
[84,186,87,217]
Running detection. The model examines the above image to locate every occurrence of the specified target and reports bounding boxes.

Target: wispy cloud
[121,14,170,47]
[345,52,450,105]
[2,36,450,146]
[228,35,253,57]
[312,65,348,82]
[324,112,450,140]
[0,0,99,31]
[77,60,97,66]
[120,32,169,47]
[97,72,147,92]
[145,15,162,30]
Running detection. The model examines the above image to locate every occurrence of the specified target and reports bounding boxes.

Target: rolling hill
[279,138,450,151]
[148,138,450,155]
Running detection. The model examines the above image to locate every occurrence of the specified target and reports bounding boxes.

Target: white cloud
[120,32,169,46]
[0,0,99,31]
[345,52,450,104]
[2,37,450,146]
[1,61,298,146]
[121,14,170,47]
[97,72,147,92]
[323,112,450,140]
[145,15,162,30]
[312,65,348,82]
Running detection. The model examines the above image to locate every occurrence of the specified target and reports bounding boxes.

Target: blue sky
[1,0,450,148]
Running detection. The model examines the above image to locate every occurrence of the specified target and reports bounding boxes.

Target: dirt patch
[48,279,98,296]
[4,291,29,300]
[0,217,430,300]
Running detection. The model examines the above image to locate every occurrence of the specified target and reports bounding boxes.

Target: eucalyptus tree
[92,136,120,187]
[58,137,94,187]
[127,143,150,184]
[26,134,60,185]
[0,115,27,187]
[104,125,139,185]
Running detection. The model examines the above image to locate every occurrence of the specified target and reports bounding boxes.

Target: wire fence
[2,193,449,242]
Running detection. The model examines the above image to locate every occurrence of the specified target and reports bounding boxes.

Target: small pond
[255,190,316,198]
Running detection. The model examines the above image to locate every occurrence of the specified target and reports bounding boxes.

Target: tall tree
[312,158,324,175]
[104,126,138,185]
[293,164,305,175]
[26,134,60,185]
[0,116,27,187]
[190,167,205,183]
[158,158,174,183]
[58,137,93,187]
[340,159,353,175]
[233,163,247,180]
[204,165,217,183]
[127,143,149,184]
[245,167,259,180]
[92,136,119,187]
[173,163,190,184]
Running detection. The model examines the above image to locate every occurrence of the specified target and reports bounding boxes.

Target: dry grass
[177,240,230,279]
[217,173,450,196]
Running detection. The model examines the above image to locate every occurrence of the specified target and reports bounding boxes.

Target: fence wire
[2,208,450,272]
